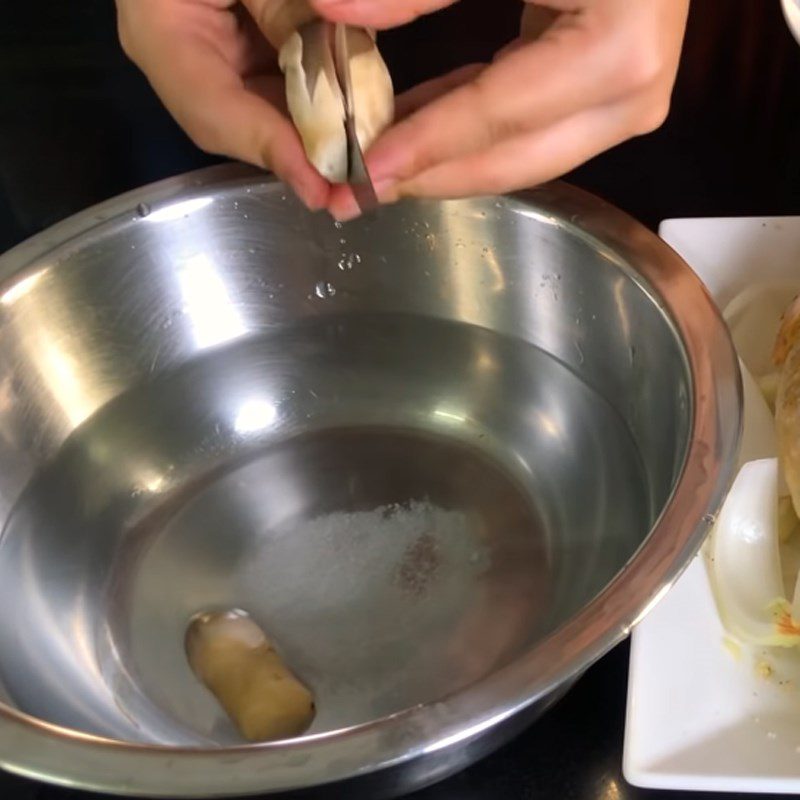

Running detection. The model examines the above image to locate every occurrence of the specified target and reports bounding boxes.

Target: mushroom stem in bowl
[185,610,315,742]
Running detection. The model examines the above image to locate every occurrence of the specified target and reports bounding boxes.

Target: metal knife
[330,23,380,213]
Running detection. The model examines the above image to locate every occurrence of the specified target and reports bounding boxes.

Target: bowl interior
[0,175,690,746]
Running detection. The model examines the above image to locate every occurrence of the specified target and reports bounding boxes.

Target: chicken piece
[185,610,314,742]
[778,345,800,519]
[773,293,800,367]
[757,371,781,413]
[775,295,800,518]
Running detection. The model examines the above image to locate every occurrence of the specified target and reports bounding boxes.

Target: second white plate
[624,216,800,793]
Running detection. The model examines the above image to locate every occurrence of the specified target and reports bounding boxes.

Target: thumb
[309,0,459,29]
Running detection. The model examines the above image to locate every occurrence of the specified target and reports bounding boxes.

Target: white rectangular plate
[623,216,800,793]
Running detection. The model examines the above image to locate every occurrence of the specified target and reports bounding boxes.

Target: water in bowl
[0,313,649,744]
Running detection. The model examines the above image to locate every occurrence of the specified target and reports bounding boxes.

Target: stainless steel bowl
[0,164,739,797]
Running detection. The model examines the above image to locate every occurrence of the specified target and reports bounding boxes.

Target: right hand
[315,0,688,219]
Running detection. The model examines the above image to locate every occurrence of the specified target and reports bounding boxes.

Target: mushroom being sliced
[278,18,393,182]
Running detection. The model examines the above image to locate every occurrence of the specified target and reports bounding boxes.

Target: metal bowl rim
[0,164,742,796]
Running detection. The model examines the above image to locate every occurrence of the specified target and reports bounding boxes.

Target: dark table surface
[2,1,800,798]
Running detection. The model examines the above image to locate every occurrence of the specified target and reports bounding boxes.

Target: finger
[394,63,485,120]
[519,3,561,41]
[495,2,561,62]
[327,100,631,218]
[493,38,526,62]
[363,20,613,187]
[323,64,484,220]
[309,0,458,29]
[137,37,329,209]
[231,4,280,76]
[396,103,632,198]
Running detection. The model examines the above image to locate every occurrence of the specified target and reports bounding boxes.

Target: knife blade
[330,22,380,213]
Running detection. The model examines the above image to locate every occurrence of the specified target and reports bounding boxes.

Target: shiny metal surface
[0,164,740,796]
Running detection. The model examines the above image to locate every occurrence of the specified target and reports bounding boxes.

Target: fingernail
[332,203,361,223]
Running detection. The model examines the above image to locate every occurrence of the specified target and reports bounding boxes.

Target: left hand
[116,0,330,210]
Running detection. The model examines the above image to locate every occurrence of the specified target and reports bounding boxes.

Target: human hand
[313,0,689,220]
[116,0,330,210]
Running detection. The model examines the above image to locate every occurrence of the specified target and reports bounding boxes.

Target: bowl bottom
[108,428,549,744]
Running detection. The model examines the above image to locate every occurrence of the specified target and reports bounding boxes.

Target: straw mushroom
[277,18,394,182]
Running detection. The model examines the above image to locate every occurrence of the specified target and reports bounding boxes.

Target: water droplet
[334,221,343,229]
[243,214,249,220]
[339,237,346,245]
[315,280,336,299]
[703,513,716,525]
[248,248,255,254]
[233,201,239,210]
[136,202,150,218]
[338,253,361,270]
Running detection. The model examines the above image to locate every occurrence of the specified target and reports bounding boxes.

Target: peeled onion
[708,458,800,647]
[707,283,800,649]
